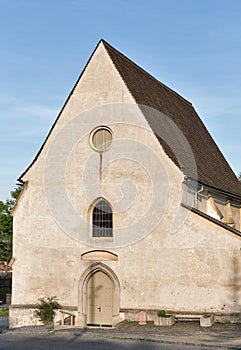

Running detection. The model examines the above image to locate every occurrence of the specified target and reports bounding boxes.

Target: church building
[10,40,241,327]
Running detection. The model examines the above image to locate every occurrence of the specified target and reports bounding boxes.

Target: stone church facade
[10,40,241,327]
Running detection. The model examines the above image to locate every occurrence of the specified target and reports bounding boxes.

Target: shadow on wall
[220,251,241,317]
[229,253,241,314]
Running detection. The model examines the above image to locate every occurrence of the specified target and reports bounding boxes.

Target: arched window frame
[91,198,113,238]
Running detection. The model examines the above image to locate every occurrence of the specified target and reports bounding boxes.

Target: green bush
[34,296,61,325]
[157,310,168,317]
[0,308,9,317]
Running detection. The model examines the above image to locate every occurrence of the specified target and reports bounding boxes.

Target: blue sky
[0,0,240,200]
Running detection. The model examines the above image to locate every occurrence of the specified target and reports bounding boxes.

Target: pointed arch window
[92,199,113,237]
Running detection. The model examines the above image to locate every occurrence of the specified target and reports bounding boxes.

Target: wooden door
[87,270,114,326]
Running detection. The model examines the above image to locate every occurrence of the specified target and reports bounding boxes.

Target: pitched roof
[102,40,241,198]
[19,40,241,198]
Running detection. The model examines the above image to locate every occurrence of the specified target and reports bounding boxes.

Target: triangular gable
[18,40,136,182]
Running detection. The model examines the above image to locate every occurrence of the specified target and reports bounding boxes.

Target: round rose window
[90,126,113,152]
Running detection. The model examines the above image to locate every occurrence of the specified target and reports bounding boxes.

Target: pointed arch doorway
[87,270,114,326]
[78,262,121,327]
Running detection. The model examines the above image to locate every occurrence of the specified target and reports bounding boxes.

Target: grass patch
[0,308,9,317]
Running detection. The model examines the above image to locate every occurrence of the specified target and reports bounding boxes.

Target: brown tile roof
[102,40,241,198]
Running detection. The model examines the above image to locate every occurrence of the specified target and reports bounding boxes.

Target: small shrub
[202,312,211,318]
[157,310,168,317]
[34,296,61,325]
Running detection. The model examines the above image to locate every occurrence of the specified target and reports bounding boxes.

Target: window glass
[91,127,112,152]
[93,199,113,237]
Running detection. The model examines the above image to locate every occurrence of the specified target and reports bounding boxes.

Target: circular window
[90,127,113,152]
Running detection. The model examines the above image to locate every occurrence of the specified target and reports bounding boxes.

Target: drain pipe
[194,185,204,209]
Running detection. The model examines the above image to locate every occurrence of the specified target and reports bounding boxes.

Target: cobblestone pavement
[1,318,241,349]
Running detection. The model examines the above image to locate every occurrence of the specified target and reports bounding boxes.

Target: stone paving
[57,321,241,348]
[1,318,241,349]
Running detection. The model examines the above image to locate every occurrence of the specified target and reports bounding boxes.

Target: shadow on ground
[1,319,241,349]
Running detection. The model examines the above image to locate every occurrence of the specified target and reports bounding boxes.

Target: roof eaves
[11,182,27,217]
[186,177,241,202]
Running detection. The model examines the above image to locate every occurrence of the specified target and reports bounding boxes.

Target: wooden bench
[175,314,202,321]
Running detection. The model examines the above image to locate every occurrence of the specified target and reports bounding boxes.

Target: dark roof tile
[102,40,241,197]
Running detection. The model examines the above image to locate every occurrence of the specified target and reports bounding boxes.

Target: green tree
[0,186,22,263]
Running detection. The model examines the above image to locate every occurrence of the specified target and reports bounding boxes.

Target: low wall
[121,308,241,324]
[9,305,241,328]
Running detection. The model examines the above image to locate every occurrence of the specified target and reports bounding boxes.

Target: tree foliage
[34,296,61,325]
[238,172,241,183]
[0,186,22,263]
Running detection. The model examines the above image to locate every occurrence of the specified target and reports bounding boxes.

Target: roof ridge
[101,39,192,106]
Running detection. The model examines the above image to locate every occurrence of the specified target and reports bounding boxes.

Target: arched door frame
[78,262,120,325]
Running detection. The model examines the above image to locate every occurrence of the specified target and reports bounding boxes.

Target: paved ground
[0,317,241,349]
[0,335,220,350]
